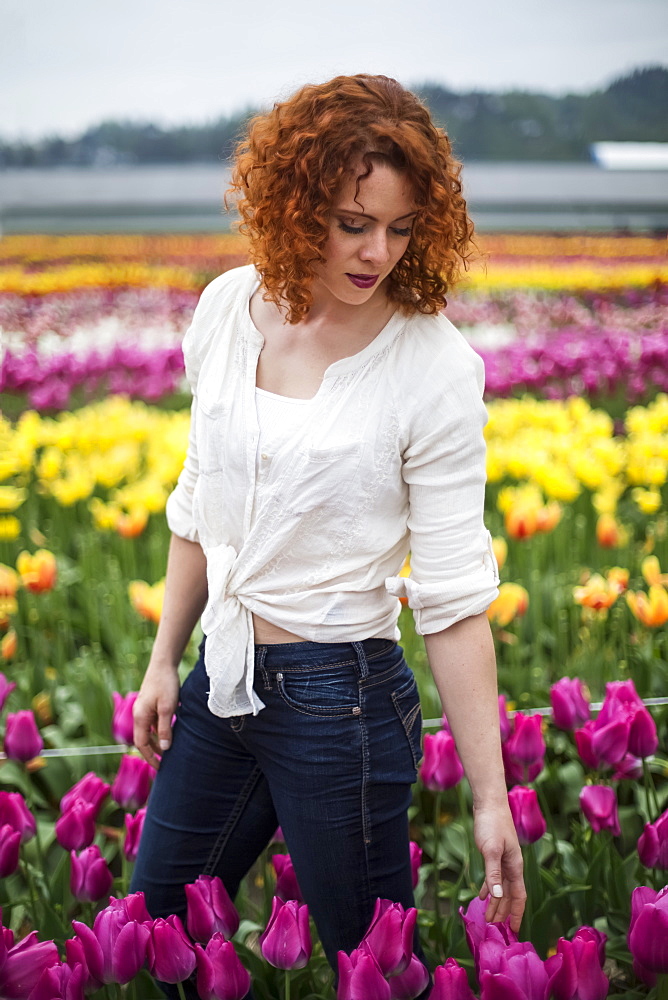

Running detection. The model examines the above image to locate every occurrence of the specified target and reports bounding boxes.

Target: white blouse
[166,265,499,718]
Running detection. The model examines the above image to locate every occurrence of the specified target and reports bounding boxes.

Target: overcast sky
[2,0,667,141]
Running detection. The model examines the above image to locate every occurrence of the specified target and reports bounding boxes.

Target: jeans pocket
[276,668,360,718]
[391,673,423,773]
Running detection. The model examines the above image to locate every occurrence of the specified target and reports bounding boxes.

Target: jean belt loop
[256,644,271,691]
[351,641,370,681]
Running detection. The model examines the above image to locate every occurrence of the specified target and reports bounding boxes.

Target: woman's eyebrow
[335,209,418,222]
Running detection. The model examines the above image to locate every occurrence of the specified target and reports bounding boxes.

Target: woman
[131,73,526,997]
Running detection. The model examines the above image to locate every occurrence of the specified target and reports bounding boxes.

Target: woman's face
[314,160,417,308]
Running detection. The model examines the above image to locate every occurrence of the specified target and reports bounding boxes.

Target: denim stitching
[275,675,357,718]
[203,763,266,876]
[353,643,372,847]
[390,689,423,772]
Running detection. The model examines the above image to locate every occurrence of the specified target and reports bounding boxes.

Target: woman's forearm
[149,533,209,668]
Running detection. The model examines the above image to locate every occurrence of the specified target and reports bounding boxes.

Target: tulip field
[0,231,667,999]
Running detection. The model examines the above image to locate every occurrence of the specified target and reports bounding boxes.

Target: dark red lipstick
[346,273,379,289]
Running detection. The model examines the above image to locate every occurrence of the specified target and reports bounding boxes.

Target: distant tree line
[2,66,666,168]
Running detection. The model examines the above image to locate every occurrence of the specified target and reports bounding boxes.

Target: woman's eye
[391,226,412,238]
[338,221,365,234]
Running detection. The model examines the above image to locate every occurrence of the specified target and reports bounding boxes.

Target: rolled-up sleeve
[387,347,499,633]
[165,398,200,542]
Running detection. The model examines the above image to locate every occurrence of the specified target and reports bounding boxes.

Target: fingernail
[492,885,503,898]
[159,739,170,750]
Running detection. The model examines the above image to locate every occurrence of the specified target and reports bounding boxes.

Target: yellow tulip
[627,586,668,628]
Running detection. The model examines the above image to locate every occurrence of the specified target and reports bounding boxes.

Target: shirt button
[260,453,269,460]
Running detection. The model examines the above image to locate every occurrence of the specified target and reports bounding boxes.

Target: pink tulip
[419,730,464,791]
[27,961,86,1000]
[628,885,668,976]
[388,953,430,999]
[194,935,251,1000]
[507,786,547,845]
[431,958,476,999]
[70,846,113,903]
[123,807,146,862]
[579,785,621,835]
[186,874,240,942]
[0,791,35,843]
[65,938,101,996]
[60,773,110,816]
[0,673,16,712]
[596,680,658,759]
[590,715,630,766]
[612,753,643,781]
[0,824,21,878]
[147,914,197,984]
[638,808,668,869]
[0,931,60,999]
[110,754,154,811]
[459,895,517,977]
[259,896,312,970]
[337,942,391,1000]
[498,695,511,743]
[362,898,417,977]
[55,800,97,851]
[479,940,558,1000]
[111,691,138,745]
[504,713,545,765]
[71,893,151,985]
[546,926,608,1000]
[574,721,601,771]
[550,678,590,730]
[3,710,43,762]
[409,841,422,889]
[271,853,303,902]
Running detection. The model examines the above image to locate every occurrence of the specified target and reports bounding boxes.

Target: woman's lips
[346,273,379,289]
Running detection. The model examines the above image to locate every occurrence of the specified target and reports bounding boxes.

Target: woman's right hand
[133,661,181,769]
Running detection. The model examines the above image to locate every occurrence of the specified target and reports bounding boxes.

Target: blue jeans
[131,637,429,998]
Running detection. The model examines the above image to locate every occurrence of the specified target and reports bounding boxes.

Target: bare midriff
[252,613,308,644]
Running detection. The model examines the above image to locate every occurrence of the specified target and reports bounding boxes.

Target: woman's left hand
[473,802,526,934]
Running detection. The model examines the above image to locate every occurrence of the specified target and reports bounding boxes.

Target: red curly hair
[228,74,475,324]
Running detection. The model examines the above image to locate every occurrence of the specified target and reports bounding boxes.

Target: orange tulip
[573,574,621,611]
[129,579,165,624]
[596,514,628,548]
[487,582,529,627]
[641,556,668,588]
[492,537,508,572]
[535,502,562,533]
[627,586,668,628]
[16,550,57,593]
[0,565,19,598]
[0,629,17,660]
[607,567,629,594]
[116,508,149,539]
[504,506,538,540]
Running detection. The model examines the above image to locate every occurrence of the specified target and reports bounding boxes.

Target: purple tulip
[123,807,146,862]
[110,754,154,811]
[431,958,476,1000]
[638,808,668,869]
[388,953,430,999]
[186,874,240,942]
[3,710,44,762]
[194,934,251,1000]
[337,942,391,1000]
[55,799,97,851]
[0,824,21,878]
[574,721,601,771]
[628,885,668,974]
[60,772,110,816]
[612,753,643,781]
[111,691,138,745]
[504,713,546,766]
[271,853,303,902]
[409,842,422,889]
[550,678,590,730]
[70,846,113,903]
[259,896,312,970]
[579,785,621,835]
[0,673,16,712]
[590,715,630,767]
[546,927,608,1000]
[459,895,517,977]
[65,938,101,996]
[0,931,60,999]
[27,961,86,1000]
[596,680,658,759]
[419,730,464,791]
[147,914,197,983]
[507,786,547,845]
[362,898,417,977]
[498,696,511,743]
[479,940,557,1000]
[71,894,151,985]
[0,792,36,843]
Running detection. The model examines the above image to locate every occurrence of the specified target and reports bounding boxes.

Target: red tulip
[362,898,417,977]
[550,678,590,730]
[60,772,110,816]
[4,710,43,762]
[0,824,21,878]
[419,730,464,791]
[123,807,146,862]
[388,953,430,999]
[507,786,547,845]
[0,791,36,843]
[337,942,391,1000]
[186,874,240,942]
[55,800,97,851]
[111,692,138,745]
[110,754,154,811]
[638,808,668,869]
[147,914,197,984]
[546,926,608,1000]
[259,896,311,970]
[628,884,668,975]
[409,841,422,889]
[70,846,113,903]
[194,935,251,1000]
[431,958,476,1000]
[579,785,621,835]
[271,853,303,902]
[0,931,59,999]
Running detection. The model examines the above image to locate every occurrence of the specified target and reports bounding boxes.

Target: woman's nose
[360,228,390,266]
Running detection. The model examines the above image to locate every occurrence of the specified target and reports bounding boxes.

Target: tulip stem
[20,857,41,931]
[177,982,187,1000]
[642,757,660,820]
[657,973,668,1000]
[284,969,291,1000]
[535,780,564,882]
[432,791,443,949]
